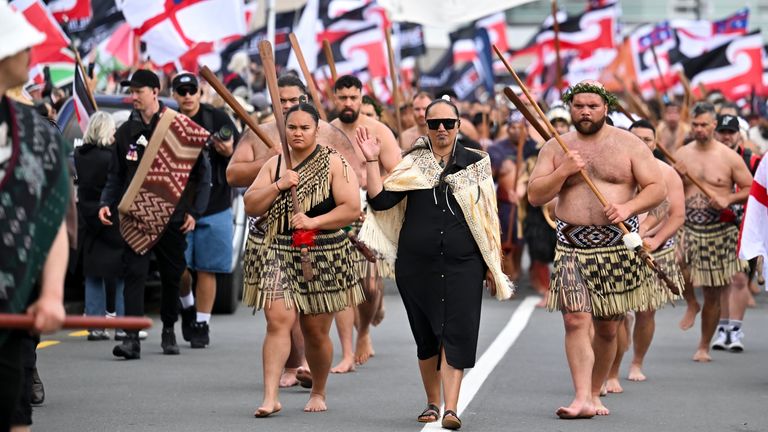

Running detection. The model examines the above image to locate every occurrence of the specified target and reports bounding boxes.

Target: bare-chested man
[674,102,752,362]
[528,81,666,418]
[329,75,401,373]
[656,101,691,154]
[400,92,431,151]
[604,119,686,392]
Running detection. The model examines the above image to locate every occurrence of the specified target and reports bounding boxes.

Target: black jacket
[75,143,125,278]
[100,102,211,222]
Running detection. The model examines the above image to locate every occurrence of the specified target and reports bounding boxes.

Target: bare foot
[330,357,356,374]
[678,304,700,331]
[599,383,607,397]
[304,393,327,412]
[692,349,711,362]
[296,367,313,388]
[279,368,298,388]
[555,399,596,419]
[372,303,385,327]
[592,396,610,416]
[254,401,282,418]
[354,333,375,365]
[627,364,646,382]
[605,377,623,394]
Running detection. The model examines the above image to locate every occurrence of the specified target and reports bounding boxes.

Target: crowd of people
[1,2,767,431]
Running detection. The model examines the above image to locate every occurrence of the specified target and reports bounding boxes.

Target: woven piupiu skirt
[242,229,365,315]
[548,242,655,318]
[645,239,685,311]
[679,222,747,287]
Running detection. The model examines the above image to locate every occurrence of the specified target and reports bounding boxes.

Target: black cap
[172,72,198,92]
[121,69,160,89]
[716,114,739,132]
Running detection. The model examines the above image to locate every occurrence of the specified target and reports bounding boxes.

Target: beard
[339,108,359,124]
[574,117,605,135]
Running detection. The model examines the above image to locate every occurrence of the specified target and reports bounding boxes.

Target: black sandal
[417,404,440,423]
[442,410,462,430]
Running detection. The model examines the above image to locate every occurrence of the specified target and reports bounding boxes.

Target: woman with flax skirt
[242,102,363,416]
[357,97,513,430]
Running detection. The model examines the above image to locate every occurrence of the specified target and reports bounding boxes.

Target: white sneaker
[711,327,730,350]
[138,330,148,340]
[729,329,744,352]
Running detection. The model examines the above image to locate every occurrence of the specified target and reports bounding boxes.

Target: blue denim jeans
[84,277,125,317]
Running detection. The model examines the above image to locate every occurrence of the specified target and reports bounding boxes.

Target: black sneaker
[31,367,45,406]
[189,321,210,349]
[161,327,180,355]
[180,306,196,342]
[113,334,141,360]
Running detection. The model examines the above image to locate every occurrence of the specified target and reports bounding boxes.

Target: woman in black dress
[356,98,512,430]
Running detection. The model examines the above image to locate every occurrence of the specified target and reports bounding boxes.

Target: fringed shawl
[359,138,514,300]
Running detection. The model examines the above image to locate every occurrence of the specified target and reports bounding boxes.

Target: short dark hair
[719,101,741,116]
[285,102,320,126]
[425,98,459,119]
[334,75,362,92]
[362,95,382,117]
[277,74,307,95]
[691,101,716,118]
[413,91,432,102]
[629,119,656,135]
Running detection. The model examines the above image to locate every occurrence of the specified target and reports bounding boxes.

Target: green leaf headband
[562,82,618,108]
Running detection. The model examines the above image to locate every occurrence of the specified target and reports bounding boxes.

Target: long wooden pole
[322,40,338,83]
[385,27,404,149]
[200,66,276,150]
[493,44,679,294]
[502,87,551,140]
[73,49,98,110]
[288,33,328,121]
[259,40,313,281]
[0,315,152,330]
[551,0,563,96]
[649,44,669,101]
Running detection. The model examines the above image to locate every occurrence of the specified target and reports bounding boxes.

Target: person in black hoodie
[75,112,126,341]
[98,70,211,359]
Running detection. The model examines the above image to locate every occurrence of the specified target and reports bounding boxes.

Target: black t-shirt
[189,103,240,216]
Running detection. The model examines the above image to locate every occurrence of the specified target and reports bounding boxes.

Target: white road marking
[421,295,540,430]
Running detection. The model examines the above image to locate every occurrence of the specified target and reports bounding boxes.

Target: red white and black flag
[73,61,95,133]
[682,31,764,101]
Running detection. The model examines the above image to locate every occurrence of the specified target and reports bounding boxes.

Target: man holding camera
[172,72,239,348]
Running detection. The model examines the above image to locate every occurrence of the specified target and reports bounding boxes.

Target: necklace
[433,150,451,168]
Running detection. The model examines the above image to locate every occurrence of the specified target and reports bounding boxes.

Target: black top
[188,103,239,216]
[99,102,211,221]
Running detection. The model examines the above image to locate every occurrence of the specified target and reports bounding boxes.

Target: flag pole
[288,33,328,121]
[385,25,404,149]
[72,48,98,110]
[551,0,563,97]
[493,44,680,295]
[322,40,338,83]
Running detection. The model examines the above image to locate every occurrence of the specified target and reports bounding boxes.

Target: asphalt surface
[32,279,768,432]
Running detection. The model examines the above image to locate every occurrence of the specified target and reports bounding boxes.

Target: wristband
[274,182,282,192]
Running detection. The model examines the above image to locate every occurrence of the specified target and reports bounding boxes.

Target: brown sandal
[417,404,440,423]
[442,410,462,430]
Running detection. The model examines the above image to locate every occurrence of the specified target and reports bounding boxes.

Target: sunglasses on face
[426,118,458,130]
[176,87,198,97]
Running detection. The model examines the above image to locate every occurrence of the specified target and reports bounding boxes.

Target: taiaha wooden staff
[678,70,692,123]
[0,315,152,330]
[551,0,563,96]
[288,33,328,121]
[613,72,654,121]
[259,40,313,281]
[514,120,526,240]
[649,44,670,102]
[322,40,338,83]
[385,27,404,149]
[200,66,276,150]
[502,87,551,140]
[493,44,680,295]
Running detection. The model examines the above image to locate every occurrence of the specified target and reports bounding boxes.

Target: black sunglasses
[176,87,198,97]
[426,118,458,130]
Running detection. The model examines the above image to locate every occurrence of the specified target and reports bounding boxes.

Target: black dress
[368,144,486,369]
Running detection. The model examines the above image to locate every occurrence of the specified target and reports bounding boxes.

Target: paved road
[32,280,768,432]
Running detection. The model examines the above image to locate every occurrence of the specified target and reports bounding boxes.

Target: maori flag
[118,109,209,255]
[682,31,764,101]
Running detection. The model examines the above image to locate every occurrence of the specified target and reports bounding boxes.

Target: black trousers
[0,331,37,431]
[123,221,187,330]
